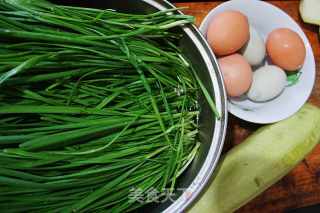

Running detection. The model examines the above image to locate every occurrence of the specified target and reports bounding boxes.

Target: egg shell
[207,10,249,56]
[241,26,266,66]
[266,28,306,71]
[218,54,253,97]
[247,65,287,102]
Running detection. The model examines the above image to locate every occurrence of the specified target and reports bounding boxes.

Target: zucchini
[299,0,320,26]
[189,103,320,213]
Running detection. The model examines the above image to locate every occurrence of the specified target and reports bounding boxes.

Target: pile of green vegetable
[0,0,218,212]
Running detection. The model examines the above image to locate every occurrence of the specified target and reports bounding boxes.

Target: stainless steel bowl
[52,0,228,212]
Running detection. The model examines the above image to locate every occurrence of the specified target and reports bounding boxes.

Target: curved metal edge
[140,0,228,212]
[166,26,228,213]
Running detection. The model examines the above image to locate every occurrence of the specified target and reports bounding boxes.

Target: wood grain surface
[174,1,320,212]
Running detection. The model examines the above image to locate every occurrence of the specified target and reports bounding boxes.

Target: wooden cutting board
[174,1,320,212]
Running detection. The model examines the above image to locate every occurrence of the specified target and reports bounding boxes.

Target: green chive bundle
[0,0,218,212]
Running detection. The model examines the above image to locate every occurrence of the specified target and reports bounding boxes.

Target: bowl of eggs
[200,0,315,124]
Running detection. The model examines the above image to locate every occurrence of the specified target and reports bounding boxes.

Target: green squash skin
[189,104,320,213]
[300,0,320,26]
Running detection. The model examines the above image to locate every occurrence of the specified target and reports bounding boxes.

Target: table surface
[174,1,320,212]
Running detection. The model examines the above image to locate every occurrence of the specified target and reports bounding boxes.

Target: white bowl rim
[199,0,316,124]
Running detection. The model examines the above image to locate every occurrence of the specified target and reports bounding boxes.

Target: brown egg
[207,10,249,56]
[266,28,306,71]
[218,54,253,97]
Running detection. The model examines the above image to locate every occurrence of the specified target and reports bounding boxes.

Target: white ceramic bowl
[200,0,316,124]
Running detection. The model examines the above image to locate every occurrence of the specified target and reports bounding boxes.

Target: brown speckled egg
[207,10,249,56]
[218,54,253,97]
[266,28,306,71]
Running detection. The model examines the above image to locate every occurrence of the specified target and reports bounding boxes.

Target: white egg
[241,26,266,66]
[247,65,287,102]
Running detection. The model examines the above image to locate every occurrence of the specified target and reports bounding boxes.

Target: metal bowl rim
[140,0,228,212]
